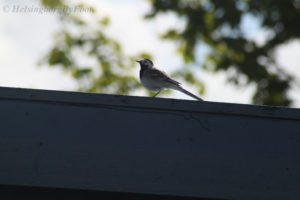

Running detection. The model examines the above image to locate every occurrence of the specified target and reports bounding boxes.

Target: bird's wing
[147,68,181,85]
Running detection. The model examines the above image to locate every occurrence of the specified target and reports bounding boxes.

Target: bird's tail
[173,85,203,101]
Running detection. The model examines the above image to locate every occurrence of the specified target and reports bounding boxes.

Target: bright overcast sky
[0,0,300,106]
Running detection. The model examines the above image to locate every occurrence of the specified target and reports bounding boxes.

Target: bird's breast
[141,74,163,92]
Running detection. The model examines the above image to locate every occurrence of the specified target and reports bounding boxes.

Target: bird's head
[136,58,153,69]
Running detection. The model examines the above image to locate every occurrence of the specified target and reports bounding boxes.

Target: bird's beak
[136,60,141,63]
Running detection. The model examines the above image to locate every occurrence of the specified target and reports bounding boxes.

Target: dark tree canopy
[40,0,300,106]
[146,0,300,106]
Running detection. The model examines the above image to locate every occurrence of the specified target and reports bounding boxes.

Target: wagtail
[136,59,203,101]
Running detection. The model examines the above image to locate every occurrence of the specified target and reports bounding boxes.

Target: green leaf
[72,68,92,78]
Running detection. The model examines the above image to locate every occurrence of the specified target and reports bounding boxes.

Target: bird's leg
[152,90,161,97]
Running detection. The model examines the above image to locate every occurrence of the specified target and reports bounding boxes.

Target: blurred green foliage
[40,0,149,94]
[146,0,300,106]
[41,0,300,105]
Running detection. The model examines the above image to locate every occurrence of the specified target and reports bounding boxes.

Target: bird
[136,58,203,101]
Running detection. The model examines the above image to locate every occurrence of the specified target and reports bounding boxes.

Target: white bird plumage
[136,59,203,101]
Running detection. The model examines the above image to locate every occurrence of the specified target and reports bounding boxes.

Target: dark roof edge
[0,86,299,121]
